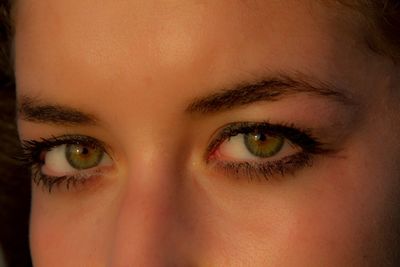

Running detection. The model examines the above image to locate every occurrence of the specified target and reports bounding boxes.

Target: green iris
[65,144,104,170]
[244,131,284,158]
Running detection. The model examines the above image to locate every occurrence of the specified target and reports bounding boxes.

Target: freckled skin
[15,0,400,266]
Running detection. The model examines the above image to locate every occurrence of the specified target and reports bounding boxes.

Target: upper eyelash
[18,135,107,166]
[205,121,327,161]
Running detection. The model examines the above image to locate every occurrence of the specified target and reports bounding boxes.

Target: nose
[107,157,189,267]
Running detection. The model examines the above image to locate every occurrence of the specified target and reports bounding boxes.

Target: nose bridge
[108,150,185,266]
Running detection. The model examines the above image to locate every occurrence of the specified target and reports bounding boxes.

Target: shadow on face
[13,0,400,266]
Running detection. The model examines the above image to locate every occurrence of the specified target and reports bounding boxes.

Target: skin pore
[14,0,400,266]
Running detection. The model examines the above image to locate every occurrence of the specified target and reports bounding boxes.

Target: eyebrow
[186,73,355,114]
[18,74,354,126]
[18,96,98,126]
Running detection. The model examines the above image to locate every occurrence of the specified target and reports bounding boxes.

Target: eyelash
[18,135,108,192]
[18,122,327,192]
[205,122,328,181]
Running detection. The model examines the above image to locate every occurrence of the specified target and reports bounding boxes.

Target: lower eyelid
[208,152,313,180]
[43,163,113,179]
[32,165,113,192]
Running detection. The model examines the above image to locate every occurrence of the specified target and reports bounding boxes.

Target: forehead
[13,0,367,120]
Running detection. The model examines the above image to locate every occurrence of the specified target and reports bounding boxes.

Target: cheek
[28,143,400,266]
[29,185,120,267]
[281,151,400,265]
[278,183,372,266]
[195,149,400,265]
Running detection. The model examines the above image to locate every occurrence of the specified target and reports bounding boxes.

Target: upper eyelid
[21,134,114,160]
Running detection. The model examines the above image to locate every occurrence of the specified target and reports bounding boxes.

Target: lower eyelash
[31,165,99,193]
[209,152,313,181]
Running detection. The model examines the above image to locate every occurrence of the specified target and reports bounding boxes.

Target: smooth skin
[15,0,400,266]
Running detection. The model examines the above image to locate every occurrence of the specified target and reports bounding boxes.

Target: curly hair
[0,0,399,266]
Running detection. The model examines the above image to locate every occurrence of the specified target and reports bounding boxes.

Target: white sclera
[218,134,298,161]
[42,144,112,176]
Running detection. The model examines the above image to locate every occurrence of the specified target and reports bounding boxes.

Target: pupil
[255,133,267,142]
[81,147,89,155]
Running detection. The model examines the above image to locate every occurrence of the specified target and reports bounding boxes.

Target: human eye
[19,135,113,192]
[205,122,327,180]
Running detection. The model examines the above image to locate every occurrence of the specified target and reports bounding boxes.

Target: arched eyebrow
[17,74,355,126]
[17,96,98,126]
[185,73,356,114]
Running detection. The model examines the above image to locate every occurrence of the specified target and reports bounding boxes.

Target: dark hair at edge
[0,0,32,266]
[335,0,400,61]
[0,0,399,267]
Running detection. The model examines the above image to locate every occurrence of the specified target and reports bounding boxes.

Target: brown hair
[0,0,399,266]
[0,0,12,89]
[1,1,32,266]
[336,0,400,60]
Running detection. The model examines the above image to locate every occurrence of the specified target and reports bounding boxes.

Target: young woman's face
[14,0,400,266]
